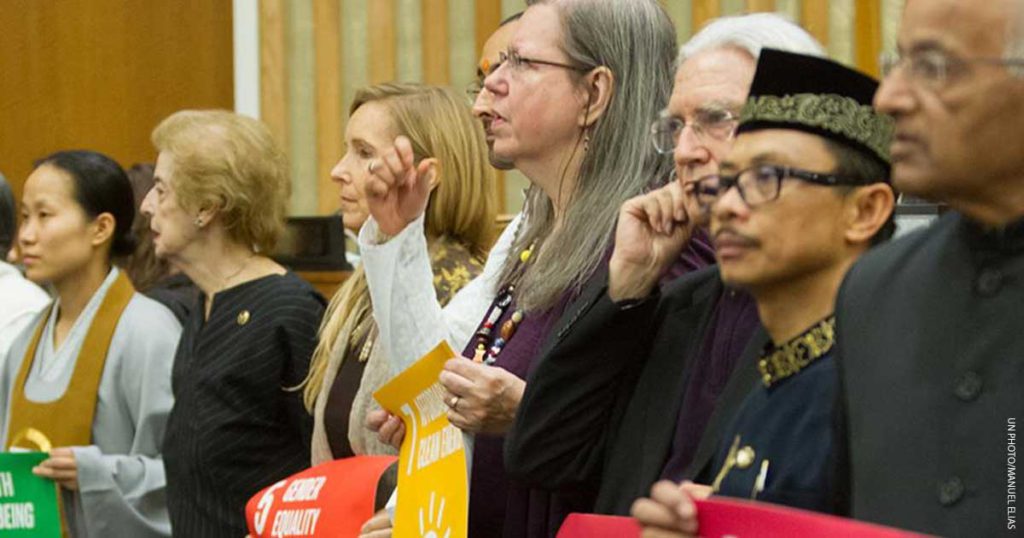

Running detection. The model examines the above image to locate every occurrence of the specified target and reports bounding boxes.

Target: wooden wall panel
[314,0,344,215]
[746,0,776,13]
[422,0,451,85]
[0,0,233,201]
[856,0,883,76]
[802,0,831,52]
[260,0,289,148]
[476,0,503,55]
[254,0,902,217]
[368,0,397,83]
[691,0,720,34]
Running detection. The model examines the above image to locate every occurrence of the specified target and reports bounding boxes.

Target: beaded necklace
[470,242,535,365]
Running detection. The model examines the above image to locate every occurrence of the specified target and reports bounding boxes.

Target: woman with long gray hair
[358,0,677,535]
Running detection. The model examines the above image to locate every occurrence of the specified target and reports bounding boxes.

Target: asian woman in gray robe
[0,151,179,537]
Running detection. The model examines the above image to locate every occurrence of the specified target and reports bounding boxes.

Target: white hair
[678,12,825,67]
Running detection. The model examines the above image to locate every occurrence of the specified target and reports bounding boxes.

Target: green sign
[0,452,61,537]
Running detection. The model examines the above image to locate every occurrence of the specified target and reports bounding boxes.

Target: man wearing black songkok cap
[631,49,896,535]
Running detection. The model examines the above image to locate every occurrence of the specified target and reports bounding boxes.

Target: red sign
[557,498,932,538]
[246,455,397,538]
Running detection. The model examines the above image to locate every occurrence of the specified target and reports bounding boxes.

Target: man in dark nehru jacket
[830,0,1024,535]
[630,49,896,536]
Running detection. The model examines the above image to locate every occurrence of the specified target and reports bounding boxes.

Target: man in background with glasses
[468,12,521,171]
[506,13,825,518]
[631,48,895,537]
[833,0,1024,534]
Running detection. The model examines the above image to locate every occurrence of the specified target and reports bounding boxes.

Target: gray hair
[678,12,825,67]
[0,171,15,259]
[509,0,677,312]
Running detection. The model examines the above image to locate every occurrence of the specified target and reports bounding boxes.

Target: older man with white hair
[505,12,824,518]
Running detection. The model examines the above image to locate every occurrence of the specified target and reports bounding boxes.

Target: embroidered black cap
[738,48,894,174]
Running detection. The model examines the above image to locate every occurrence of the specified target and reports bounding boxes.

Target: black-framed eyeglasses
[498,48,589,74]
[649,110,739,155]
[694,165,861,208]
[880,50,1024,89]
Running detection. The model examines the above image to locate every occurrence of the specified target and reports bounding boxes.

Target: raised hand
[363,136,436,237]
[609,179,700,302]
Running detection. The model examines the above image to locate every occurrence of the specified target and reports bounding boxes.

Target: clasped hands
[367,358,526,449]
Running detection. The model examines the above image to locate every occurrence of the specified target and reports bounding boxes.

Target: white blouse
[358,212,523,372]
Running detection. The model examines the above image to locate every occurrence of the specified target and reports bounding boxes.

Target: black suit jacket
[835,212,1024,536]
[507,266,764,515]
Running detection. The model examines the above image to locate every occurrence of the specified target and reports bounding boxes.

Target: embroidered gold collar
[757,316,836,388]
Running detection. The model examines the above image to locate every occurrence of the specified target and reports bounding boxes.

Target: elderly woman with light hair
[359,0,680,535]
[140,110,326,538]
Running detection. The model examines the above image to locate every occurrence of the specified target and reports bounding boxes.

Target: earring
[194,217,204,227]
[583,131,592,152]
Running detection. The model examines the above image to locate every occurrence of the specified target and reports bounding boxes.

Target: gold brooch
[237,310,251,325]
[736,446,756,469]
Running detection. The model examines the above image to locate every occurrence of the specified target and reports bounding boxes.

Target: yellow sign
[374,342,467,538]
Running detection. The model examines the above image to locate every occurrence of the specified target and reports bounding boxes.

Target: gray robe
[0,268,180,537]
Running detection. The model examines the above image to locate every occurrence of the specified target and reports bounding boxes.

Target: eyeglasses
[498,49,589,74]
[466,79,485,100]
[694,165,861,208]
[649,110,739,155]
[466,58,506,99]
[880,50,1024,89]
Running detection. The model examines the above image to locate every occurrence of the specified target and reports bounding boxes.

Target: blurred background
[0,0,904,217]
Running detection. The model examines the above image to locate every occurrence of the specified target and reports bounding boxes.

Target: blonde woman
[302,83,496,464]
[140,110,326,538]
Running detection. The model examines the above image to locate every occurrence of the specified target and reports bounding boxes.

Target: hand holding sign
[367,409,406,450]
[359,510,393,538]
[0,452,61,537]
[374,342,469,538]
[630,480,712,538]
[32,448,78,491]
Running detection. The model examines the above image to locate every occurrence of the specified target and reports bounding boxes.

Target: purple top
[659,288,760,482]
[461,288,586,537]
[460,229,719,537]
[662,227,716,284]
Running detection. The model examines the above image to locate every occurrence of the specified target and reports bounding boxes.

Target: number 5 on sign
[374,342,468,538]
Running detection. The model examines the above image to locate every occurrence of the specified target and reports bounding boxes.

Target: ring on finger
[449,396,460,410]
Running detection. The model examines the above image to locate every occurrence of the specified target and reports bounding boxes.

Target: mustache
[712,226,760,248]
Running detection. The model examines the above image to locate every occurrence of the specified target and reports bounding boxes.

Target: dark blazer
[507,266,763,515]
[835,212,1024,537]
